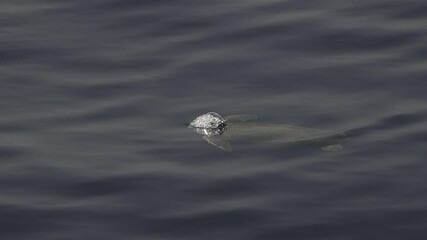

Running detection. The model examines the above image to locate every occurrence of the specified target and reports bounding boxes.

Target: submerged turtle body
[188,112,343,152]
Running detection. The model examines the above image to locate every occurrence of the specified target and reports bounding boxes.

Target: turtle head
[188,112,227,136]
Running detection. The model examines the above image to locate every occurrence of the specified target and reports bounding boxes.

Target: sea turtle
[188,112,344,152]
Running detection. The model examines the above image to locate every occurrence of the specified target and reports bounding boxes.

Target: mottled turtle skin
[188,112,227,130]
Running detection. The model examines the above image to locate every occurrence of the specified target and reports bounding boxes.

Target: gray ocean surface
[1,0,427,239]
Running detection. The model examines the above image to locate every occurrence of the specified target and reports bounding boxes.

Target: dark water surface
[1,0,427,239]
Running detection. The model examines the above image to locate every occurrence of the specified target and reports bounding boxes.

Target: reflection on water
[1,0,427,239]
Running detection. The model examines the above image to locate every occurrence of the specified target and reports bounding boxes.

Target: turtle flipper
[321,144,343,151]
[203,136,232,152]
